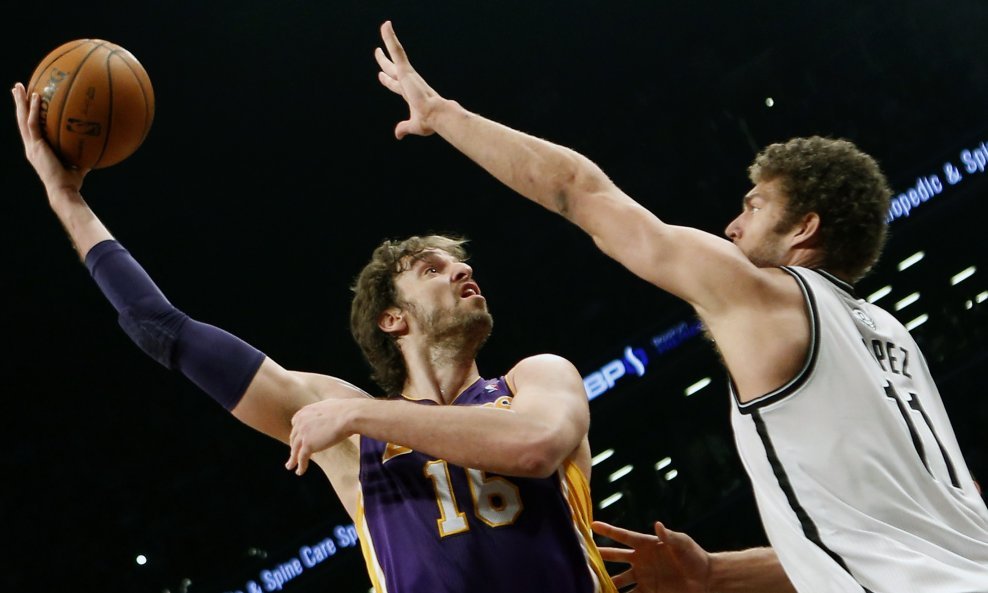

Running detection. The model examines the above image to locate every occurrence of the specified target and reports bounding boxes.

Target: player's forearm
[428,99,615,228]
[707,547,796,593]
[46,186,114,260]
[348,398,572,477]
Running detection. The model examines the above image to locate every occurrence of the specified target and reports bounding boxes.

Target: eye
[426,266,439,274]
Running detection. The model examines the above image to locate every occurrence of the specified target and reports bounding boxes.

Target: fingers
[27,87,41,135]
[377,70,402,95]
[12,83,31,143]
[379,20,407,66]
[286,430,300,471]
[286,413,303,474]
[394,121,409,141]
[653,521,668,543]
[596,545,635,564]
[609,567,638,590]
[593,520,656,548]
[374,46,397,80]
[286,436,310,475]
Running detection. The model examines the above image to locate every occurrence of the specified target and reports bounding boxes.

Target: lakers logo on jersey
[482,395,513,410]
[382,442,413,463]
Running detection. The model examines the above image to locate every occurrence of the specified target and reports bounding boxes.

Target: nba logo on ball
[27,39,155,169]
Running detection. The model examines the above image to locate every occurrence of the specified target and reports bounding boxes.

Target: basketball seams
[26,39,90,95]
[111,49,155,141]
[94,47,116,168]
[54,40,107,161]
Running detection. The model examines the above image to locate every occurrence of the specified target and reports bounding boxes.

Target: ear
[789,211,821,248]
[378,306,408,336]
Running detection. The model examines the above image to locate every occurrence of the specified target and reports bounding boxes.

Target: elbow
[511,432,573,479]
[538,153,610,219]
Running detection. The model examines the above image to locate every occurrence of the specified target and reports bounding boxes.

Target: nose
[725,214,742,241]
[451,261,473,282]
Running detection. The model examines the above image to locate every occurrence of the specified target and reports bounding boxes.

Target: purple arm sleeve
[84,239,266,411]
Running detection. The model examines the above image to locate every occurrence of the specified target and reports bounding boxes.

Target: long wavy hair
[349,234,469,395]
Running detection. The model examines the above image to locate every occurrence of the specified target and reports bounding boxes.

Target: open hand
[592,520,711,593]
[375,20,445,139]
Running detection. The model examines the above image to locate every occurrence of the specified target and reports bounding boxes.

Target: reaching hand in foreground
[592,520,710,592]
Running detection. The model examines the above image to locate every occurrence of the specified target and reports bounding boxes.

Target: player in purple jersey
[374,19,988,593]
[13,81,616,592]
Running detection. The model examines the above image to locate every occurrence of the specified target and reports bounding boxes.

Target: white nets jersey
[730,266,988,593]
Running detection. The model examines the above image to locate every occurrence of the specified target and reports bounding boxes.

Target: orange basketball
[27,39,154,169]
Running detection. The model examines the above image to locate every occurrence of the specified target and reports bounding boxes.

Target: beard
[741,232,789,269]
[421,306,494,361]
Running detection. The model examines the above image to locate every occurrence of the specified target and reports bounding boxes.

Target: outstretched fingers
[609,567,639,590]
[596,545,635,564]
[593,520,661,548]
[379,20,407,68]
[377,68,402,96]
[374,46,397,81]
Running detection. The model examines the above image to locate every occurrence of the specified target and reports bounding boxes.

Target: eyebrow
[405,251,449,273]
[743,192,763,208]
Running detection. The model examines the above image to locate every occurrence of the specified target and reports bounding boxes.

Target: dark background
[3,1,987,592]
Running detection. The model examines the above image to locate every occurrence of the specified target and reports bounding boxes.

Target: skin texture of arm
[592,520,796,593]
[286,353,591,479]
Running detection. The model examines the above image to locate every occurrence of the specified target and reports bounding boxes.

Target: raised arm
[287,353,590,478]
[12,83,366,445]
[374,22,765,318]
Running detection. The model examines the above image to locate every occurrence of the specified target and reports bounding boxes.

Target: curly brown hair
[748,136,893,282]
[349,235,470,396]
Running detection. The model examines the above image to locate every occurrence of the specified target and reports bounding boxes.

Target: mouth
[460,282,482,299]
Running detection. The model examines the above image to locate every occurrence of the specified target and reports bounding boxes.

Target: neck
[399,339,482,404]
[784,246,824,270]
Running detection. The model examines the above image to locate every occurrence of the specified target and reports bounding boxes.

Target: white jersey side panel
[730,267,988,593]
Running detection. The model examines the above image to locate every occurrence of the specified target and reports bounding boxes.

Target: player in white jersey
[373,20,988,592]
[729,266,988,592]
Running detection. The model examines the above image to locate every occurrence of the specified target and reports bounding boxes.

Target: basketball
[26,40,154,169]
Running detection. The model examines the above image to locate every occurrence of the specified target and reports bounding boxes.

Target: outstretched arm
[592,520,796,593]
[12,83,366,445]
[287,353,590,478]
[373,22,761,318]
[15,82,367,519]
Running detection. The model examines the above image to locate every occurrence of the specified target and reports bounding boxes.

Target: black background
[3,1,987,592]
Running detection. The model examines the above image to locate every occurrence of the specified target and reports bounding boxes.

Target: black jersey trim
[751,411,874,592]
[732,267,820,413]
[810,268,858,299]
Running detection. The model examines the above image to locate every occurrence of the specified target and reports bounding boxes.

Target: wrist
[428,98,466,133]
[46,184,83,207]
[344,397,374,436]
[706,547,789,593]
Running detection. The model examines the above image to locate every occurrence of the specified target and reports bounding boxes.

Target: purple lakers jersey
[356,376,614,593]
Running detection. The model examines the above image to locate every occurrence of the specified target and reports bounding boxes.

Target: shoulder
[504,353,585,398]
[508,353,580,378]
